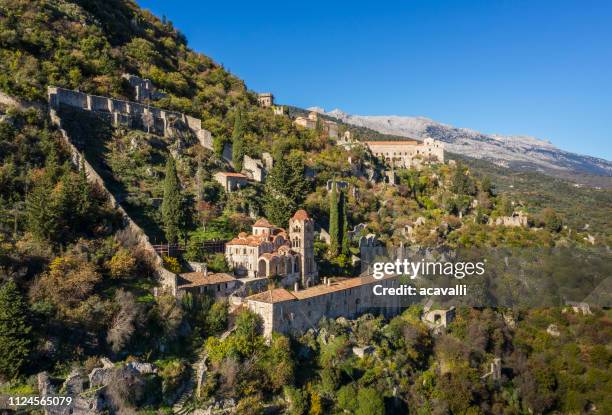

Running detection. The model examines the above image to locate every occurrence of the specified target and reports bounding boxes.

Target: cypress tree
[0,280,31,381]
[328,183,340,256]
[161,156,182,243]
[232,108,245,171]
[340,190,350,256]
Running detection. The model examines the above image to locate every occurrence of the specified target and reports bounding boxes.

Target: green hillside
[0,1,610,413]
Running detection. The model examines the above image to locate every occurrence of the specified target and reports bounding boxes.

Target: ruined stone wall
[47,87,213,152]
[49,107,177,294]
[242,155,266,182]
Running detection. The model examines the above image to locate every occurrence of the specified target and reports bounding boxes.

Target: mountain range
[318,108,612,183]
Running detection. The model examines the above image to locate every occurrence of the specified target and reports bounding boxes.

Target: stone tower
[289,210,318,287]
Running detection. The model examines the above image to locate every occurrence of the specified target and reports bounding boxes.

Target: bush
[107,248,136,279]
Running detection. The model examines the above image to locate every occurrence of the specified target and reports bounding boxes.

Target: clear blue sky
[137,0,612,160]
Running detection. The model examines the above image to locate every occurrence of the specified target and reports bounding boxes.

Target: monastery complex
[365,138,445,168]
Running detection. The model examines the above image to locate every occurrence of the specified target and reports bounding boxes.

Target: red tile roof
[246,288,297,304]
[292,209,310,221]
[245,275,396,303]
[253,218,275,227]
[178,272,236,288]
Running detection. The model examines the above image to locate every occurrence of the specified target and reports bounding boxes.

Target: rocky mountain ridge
[318,108,612,180]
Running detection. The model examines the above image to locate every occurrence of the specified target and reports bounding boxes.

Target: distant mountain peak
[323,108,612,178]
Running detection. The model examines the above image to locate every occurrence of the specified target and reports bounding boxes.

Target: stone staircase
[172,370,197,415]
[171,322,237,414]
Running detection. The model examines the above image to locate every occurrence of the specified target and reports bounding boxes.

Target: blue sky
[137,0,612,160]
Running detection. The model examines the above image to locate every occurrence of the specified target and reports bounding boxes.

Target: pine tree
[25,174,58,241]
[232,108,245,171]
[161,156,182,243]
[328,183,340,256]
[0,280,31,381]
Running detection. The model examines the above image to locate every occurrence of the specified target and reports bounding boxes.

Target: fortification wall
[49,107,178,295]
[47,87,214,152]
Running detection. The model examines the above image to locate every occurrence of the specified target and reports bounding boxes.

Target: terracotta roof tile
[253,218,275,227]
[178,272,236,288]
[292,209,310,221]
[246,288,297,304]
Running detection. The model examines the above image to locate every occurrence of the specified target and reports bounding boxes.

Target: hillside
[0,1,610,414]
[322,109,612,186]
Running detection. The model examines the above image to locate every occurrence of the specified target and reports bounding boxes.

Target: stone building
[245,274,403,337]
[225,210,318,286]
[177,271,240,298]
[213,172,249,192]
[257,93,274,107]
[294,111,338,138]
[365,138,445,168]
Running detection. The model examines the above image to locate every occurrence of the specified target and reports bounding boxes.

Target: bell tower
[289,209,318,286]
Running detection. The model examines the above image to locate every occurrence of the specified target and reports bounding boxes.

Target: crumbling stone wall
[242,155,266,182]
[47,87,213,152]
[49,107,177,294]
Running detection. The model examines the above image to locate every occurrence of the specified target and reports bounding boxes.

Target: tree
[161,156,182,243]
[481,176,494,195]
[337,385,358,413]
[356,387,385,415]
[541,208,562,233]
[451,164,476,196]
[106,248,137,279]
[205,300,228,335]
[31,255,102,318]
[340,189,350,255]
[328,184,349,257]
[106,290,142,353]
[0,280,31,381]
[232,108,246,171]
[328,183,340,255]
[263,153,310,227]
[25,174,58,241]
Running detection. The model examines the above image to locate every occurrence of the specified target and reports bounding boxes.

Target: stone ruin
[490,211,528,227]
[421,302,456,332]
[481,357,502,381]
[326,180,349,192]
[242,154,267,182]
[47,86,213,151]
[36,359,159,415]
[122,73,167,103]
[546,324,561,337]
[563,301,592,315]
